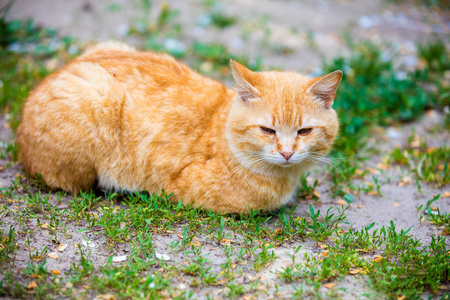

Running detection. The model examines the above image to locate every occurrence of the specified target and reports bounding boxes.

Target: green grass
[387,132,450,186]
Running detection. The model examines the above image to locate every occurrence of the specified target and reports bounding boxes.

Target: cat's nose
[280,152,294,161]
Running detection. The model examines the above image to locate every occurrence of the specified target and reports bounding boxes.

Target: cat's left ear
[230,59,261,102]
[306,70,343,109]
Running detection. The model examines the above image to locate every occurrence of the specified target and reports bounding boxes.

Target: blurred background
[1,0,449,73]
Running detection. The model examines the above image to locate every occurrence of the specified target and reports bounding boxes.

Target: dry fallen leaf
[313,190,321,199]
[191,241,202,247]
[215,278,229,285]
[372,255,384,263]
[274,228,282,235]
[177,232,183,239]
[47,252,59,259]
[220,238,234,245]
[349,268,361,275]
[57,244,68,252]
[27,281,38,289]
[410,135,420,148]
[442,191,450,198]
[94,294,116,300]
[367,191,379,196]
[321,251,329,257]
[40,223,50,229]
[441,228,450,236]
[357,205,364,209]
[396,294,406,300]
[376,162,390,170]
[393,202,400,207]
[323,283,336,289]
[337,199,346,205]
[319,244,327,249]
[51,270,60,275]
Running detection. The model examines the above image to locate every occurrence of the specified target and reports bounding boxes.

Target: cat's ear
[230,59,260,102]
[306,70,343,109]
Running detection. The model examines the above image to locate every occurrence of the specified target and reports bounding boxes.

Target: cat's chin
[279,162,295,168]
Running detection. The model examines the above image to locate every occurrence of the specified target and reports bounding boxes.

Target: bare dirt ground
[0,0,449,299]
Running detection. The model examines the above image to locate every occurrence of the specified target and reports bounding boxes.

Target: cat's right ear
[230,59,260,102]
[306,70,343,109]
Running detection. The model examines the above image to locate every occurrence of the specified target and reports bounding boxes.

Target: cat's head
[226,60,342,176]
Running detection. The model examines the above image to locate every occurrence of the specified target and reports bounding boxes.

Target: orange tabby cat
[17,41,342,213]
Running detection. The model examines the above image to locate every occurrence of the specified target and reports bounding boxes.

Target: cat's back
[17,41,234,193]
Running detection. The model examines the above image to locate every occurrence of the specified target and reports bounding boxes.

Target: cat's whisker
[303,156,345,176]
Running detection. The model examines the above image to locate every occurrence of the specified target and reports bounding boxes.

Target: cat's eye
[298,128,312,136]
[260,126,276,135]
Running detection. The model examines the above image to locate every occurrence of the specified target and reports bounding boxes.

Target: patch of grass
[209,11,237,29]
[321,41,448,195]
[388,135,449,186]
[278,221,449,299]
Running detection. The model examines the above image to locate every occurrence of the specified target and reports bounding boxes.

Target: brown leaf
[441,228,450,236]
[191,241,202,247]
[220,238,233,245]
[337,199,346,205]
[177,232,183,239]
[28,281,38,289]
[376,162,390,170]
[47,252,59,259]
[274,228,282,235]
[321,251,329,257]
[442,191,450,198]
[372,255,384,263]
[313,190,321,199]
[367,191,379,196]
[215,278,229,285]
[51,270,60,275]
[357,205,364,209]
[94,295,116,300]
[349,268,361,275]
[410,135,420,148]
[393,202,400,207]
[319,244,327,249]
[57,244,68,252]
[324,283,336,289]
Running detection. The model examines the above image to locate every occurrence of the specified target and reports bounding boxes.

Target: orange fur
[17,41,342,213]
